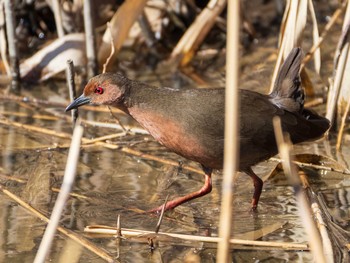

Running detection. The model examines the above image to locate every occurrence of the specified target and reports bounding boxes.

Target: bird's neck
[120,81,171,113]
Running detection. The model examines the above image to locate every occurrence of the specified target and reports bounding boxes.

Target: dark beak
[65,94,91,111]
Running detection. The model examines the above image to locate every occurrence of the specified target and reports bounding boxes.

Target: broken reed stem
[302,3,346,68]
[0,117,89,143]
[66,59,78,127]
[0,3,11,77]
[84,0,98,78]
[0,185,115,263]
[84,226,308,250]
[298,173,335,262]
[116,215,122,238]
[0,111,60,120]
[336,92,350,150]
[107,106,128,132]
[217,0,239,262]
[311,198,334,261]
[270,157,350,175]
[102,22,115,74]
[52,0,64,38]
[34,122,84,263]
[155,195,169,234]
[0,92,126,115]
[171,0,227,66]
[326,3,350,126]
[4,0,20,92]
[273,117,327,263]
[0,105,148,134]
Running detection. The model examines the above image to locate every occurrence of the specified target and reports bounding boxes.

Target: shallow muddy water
[0,70,349,262]
[1,1,350,262]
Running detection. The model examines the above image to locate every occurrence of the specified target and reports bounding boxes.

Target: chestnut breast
[125,86,225,169]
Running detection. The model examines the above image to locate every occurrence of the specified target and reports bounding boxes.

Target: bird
[66,47,330,212]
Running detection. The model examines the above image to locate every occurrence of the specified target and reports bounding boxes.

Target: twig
[0,93,124,114]
[336,90,350,150]
[52,0,64,38]
[0,185,116,263]
[0,2,11,77]
[155,195,169,234]
[302,3,346,68]
[85,225,308,250]
[107,106,128,132]
[217,0,239,261]
[116,215,122,238]
[0,93,66,107]
[0,117,89,143]
[4,0,20,91]
[66,59,78,127]
[0,173,26,183]
[51,187,89,200]
[84,0,98,78]
[304,98,324,108]
[0,110,59,120]
[102,22,115,74]
[171,0,227,66]
[34,122,84,263]
[270,157,350,175]
[298,172,336,262]
[306,0,321,74]
[326,3,350,126]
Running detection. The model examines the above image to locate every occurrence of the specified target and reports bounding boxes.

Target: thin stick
[84,0,98,78]
[270,157,350,175]
[0,186,115,262]
[297,173,335,261]
[107,106,128,132]
[66,59,78,127]
[171,0,227,66]
[336,91,350,150]
[0,2,11,77]
[217,0,239,261]
[102,22,115,74]
[52,0,64,38]
[0,117,90,143]
[4,0,20,91]
[155,195,169,234]
[85,226,308,250]
[311,196,334,261]
[116,215,122,238]
[326,3,350,125]
[34,122,84,263]
[301,3,346,68]
[0,110,60,120]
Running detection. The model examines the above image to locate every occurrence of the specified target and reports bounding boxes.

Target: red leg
[148,167,212,213]
[246,168,263,210]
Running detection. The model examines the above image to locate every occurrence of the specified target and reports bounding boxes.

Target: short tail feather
[270,47,304,113]
[271,47,330,141]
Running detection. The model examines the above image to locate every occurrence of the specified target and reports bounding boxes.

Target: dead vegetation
[0,0,350,262]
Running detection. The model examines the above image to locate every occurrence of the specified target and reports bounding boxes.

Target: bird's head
[65,73,129,111]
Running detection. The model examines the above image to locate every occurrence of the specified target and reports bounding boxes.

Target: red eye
[94,86,104,94]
